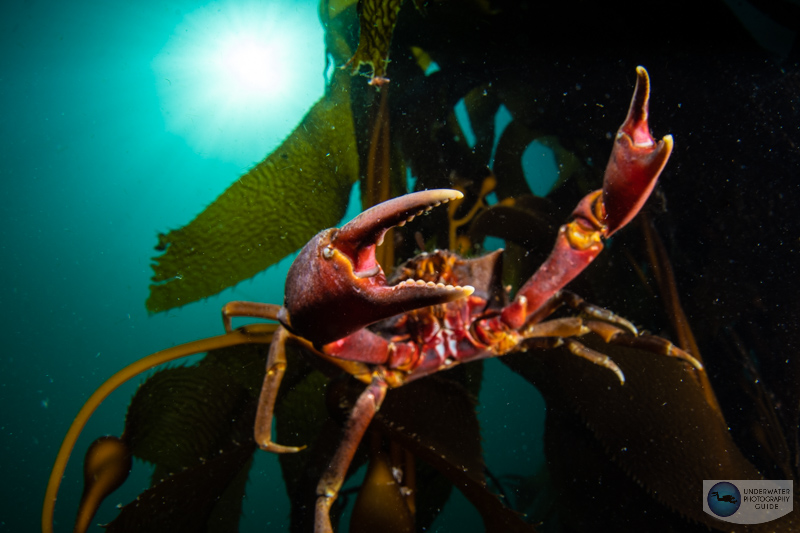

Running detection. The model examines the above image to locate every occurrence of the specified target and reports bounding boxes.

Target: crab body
[242,67,702,532]
[44,67,704,533]
[352,250,507,381]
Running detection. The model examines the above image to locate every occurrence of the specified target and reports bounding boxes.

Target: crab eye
[322,246,335,260]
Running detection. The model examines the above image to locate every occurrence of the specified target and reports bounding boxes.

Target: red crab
[220,66,701,531]
[43,67,701,533]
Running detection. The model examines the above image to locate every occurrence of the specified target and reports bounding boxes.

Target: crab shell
[279,190,475,346]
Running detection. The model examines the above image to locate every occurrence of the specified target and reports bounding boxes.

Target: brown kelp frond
[125,364,252,473]
[503,338,800,531]
[147,71,358,313]
[42,326,274,533]
[105,343,270,532]
[106,442,256,532]
[345,0,427,84]
[374,374,534,532]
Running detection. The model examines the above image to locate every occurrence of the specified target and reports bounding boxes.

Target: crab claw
[602,66,673,236]
[280,190,474,346]
[501,67,673,330]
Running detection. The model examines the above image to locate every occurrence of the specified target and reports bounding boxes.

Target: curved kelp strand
[42,324,276,533]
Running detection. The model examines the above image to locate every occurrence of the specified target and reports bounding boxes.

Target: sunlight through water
[152,0,325,167]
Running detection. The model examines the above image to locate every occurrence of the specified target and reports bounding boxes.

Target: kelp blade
[108,343,270,531]
[147,72,358,313]
[347,0,405,81]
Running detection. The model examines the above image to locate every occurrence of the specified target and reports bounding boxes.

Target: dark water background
[2,1,548,530]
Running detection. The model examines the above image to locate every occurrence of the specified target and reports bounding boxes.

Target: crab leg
[221,302,310,453]
[513,315,702,384]
[501,67,673,330]
[520,290,638,335]
[253,326,307,453]
[316,375,388,533]
[221,301,283,333]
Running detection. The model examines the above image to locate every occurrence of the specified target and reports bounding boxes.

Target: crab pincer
[602,66,673,236]
[280,189,474,346]
[502,67,674,330]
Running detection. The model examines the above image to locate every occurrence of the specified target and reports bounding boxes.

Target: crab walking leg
[592,330,704,370]
[520,289,638,334]
[513,314,704,385]
[221,301,283,333]
[518,291,704,371]
[563,338,627,384]
[315,375,388,533]
[254,326,306,453]
[512,319,626,384]
[224,303,312,452]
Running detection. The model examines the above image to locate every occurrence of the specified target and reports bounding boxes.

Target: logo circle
[707,481,741,517]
